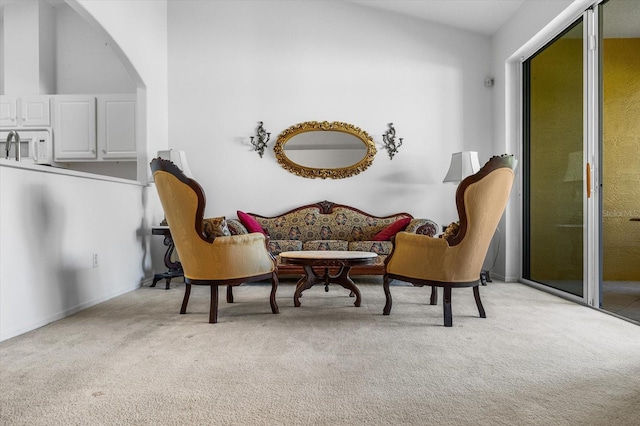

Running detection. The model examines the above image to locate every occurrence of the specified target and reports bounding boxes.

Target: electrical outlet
[93,253,99,268]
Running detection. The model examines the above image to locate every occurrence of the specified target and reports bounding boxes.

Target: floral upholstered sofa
[226,200,438,276]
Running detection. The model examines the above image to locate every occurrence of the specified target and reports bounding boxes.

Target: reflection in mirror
[274,121,376,179]
[283,131,367,169]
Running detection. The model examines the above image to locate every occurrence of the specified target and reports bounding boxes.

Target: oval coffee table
[279,250,378,307]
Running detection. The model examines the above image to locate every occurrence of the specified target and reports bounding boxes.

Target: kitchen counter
[0,158,143,186]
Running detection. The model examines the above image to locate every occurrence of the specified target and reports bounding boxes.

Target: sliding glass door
[523,0,640,321]
[599,0,640,321]
[523,19,585,299]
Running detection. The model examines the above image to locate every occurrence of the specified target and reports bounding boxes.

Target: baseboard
[0,283,141,343]
[140,277,155,287]
[481,271,517,283]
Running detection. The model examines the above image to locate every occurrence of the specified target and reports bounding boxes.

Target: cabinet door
[0,96,18,127]
[97,95,136,160]
[20,96,51,126]
[53,95,97,160]
[0,96,51,127]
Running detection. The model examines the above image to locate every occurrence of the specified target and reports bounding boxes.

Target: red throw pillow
[237,211,266,235]
[372,217,412,241]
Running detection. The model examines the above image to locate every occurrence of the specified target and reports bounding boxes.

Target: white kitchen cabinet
[0,97,16,127]
[0,96,51,127]
[53,95,97,160]
[97,94,136,160]
[21,97,51,126]
[52,94,136,162]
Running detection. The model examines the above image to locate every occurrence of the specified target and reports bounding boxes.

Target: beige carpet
[1,278,639,425]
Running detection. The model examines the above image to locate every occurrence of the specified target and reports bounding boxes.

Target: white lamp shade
[443,151,481,183]
[157,149,194,179]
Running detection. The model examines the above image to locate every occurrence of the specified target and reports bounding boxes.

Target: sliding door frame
[584,5,602,309]
[518,1,604,308]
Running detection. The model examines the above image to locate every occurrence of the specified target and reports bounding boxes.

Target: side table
[151,226,183,289]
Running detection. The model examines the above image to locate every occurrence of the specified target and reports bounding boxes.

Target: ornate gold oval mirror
[274,121,377,179]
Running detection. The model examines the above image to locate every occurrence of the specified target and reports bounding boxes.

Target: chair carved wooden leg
[383,275,392,315]
[180,283,192,314]
[443,285,453,327]
[227,286,234,303]
[209,285,219,324]
[270,272,279,314]
[473,285,486,318]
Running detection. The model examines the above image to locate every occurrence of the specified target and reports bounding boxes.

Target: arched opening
[1,0,146,182]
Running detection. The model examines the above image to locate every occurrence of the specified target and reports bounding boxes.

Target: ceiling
[5,1,638,38]
[350,0,526,36]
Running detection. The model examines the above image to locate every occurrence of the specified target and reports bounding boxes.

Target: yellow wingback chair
[383,155,516,327]
[150,158,279,323]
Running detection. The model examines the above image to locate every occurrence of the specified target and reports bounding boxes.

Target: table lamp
[443,151,481,183]
[156,149,194,179]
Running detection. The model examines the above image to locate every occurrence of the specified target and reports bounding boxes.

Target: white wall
[55,5,136,94]
[2,1,55,95]
[491,0,589,281]
[167,0,494,227]
[0,166,147,341]
[0,10,4,94]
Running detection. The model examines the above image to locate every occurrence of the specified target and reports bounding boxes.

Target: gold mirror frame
[274,121,377,179]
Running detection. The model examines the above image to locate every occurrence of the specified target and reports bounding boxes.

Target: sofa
[226,200,439,276]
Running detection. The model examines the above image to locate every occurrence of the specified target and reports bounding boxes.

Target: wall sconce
[382,123,402,159]
[443,151,480,184]
[250,121,270,158]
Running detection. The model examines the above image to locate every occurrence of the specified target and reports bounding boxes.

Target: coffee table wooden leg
[293,266,318,307]
[292,263,362,307]
[293,276,306,307]
[332,266,361,307]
